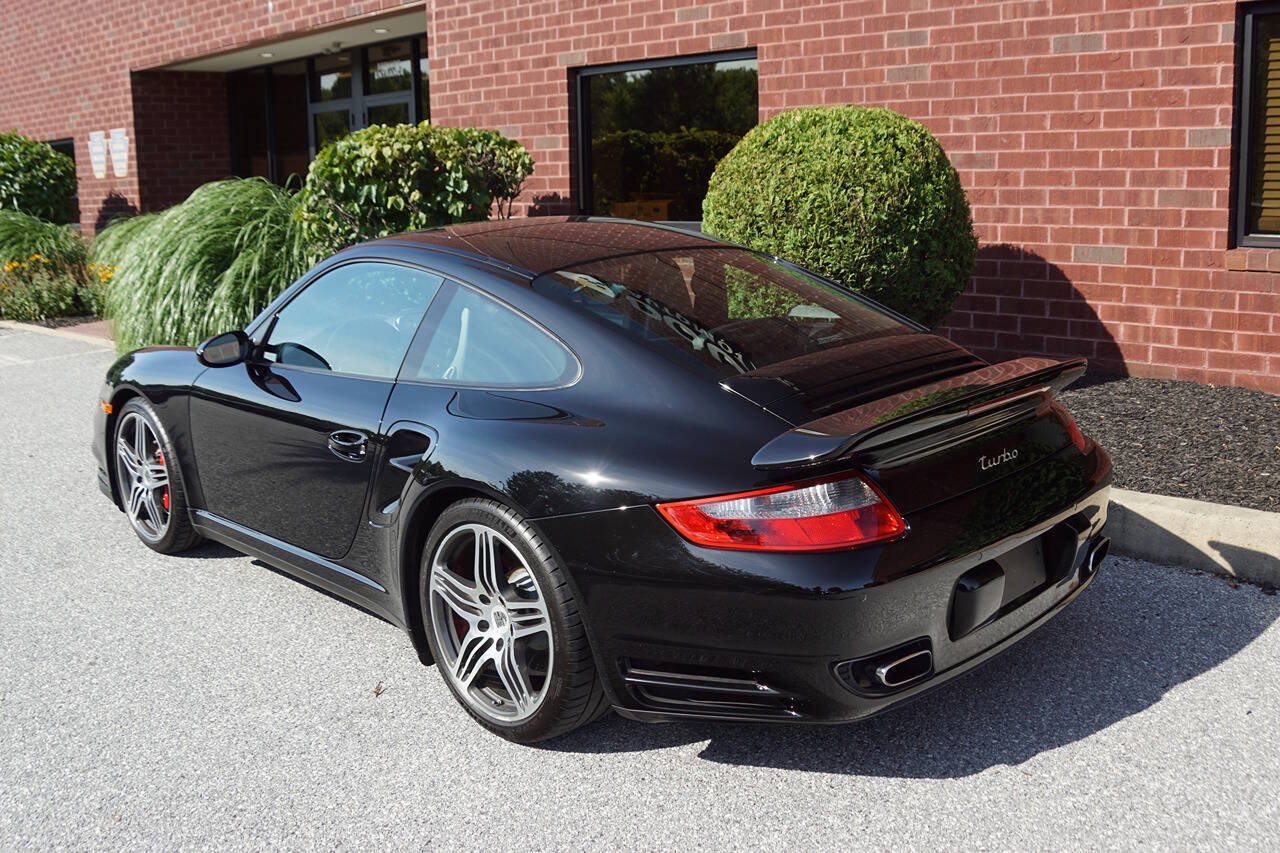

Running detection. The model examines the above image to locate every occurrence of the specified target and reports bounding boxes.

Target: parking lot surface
[2,326,1278,849]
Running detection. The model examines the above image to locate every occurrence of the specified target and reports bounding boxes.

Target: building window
[1238,6,1280,246]
[575,50,758,223]
[229,36,429,186]
[46,138,75,163]
[45,138,77,217]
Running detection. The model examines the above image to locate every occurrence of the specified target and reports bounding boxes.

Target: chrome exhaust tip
[874,649,934,688]
[1085,536,1111,575]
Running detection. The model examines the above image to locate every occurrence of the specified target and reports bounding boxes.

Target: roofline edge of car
[359,217,729,278]
[345,239,539,281]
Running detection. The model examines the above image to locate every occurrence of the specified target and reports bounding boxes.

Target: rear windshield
[530,247,912,378]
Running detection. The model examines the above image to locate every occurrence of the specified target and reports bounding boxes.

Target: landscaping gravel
[1059,375,1280,512]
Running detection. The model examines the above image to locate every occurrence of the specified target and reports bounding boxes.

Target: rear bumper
[537,444,1112,724]
[614,540,1103,725]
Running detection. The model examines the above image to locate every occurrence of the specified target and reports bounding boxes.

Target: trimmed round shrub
[703,106,977,327]
[298,123,533,255]
[0,133,77,224]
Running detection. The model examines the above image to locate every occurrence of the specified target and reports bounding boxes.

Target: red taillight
[656,472,906,552]
[1051,401,1091,454]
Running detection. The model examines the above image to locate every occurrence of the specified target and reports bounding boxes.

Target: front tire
[112,398,201,554]
[420,498,608,743]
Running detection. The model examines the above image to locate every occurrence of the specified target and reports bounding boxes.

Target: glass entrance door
[362,40,415,130]
[366,99,411,127]
[231,35,431,183]
[313,108,352,150]
[305,40,427,158]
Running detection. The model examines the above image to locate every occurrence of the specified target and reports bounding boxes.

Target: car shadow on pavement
[542,562,1280,777]
[169,540,243,559]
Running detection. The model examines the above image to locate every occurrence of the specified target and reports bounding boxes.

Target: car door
[190,260,444,559]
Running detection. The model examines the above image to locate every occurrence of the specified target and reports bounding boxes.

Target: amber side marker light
[100,400,112,414]
[656,472,906,552]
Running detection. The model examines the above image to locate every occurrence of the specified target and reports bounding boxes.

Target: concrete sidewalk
[0,318,112,346]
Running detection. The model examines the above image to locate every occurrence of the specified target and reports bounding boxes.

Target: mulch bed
[1058,375,1280,513]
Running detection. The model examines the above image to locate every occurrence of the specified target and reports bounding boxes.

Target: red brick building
[2,1,1278,391]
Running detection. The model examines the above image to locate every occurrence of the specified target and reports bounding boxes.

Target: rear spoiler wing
[751,357,1087,469]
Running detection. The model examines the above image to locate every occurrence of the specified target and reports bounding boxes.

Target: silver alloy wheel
[114,411,170,543]
[428,523,554,724]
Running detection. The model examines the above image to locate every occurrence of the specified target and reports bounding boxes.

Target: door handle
[327,429,369,463]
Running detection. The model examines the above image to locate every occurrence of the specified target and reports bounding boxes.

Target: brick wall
[132,72,232,213]
[430,0,1280,393]
[0,0,424,231]
[0,0,1276,390]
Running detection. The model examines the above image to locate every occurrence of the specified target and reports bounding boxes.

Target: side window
[404,283,576,387]
[265,262,444,379]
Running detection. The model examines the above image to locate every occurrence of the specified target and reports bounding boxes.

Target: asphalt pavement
[2,325,1278,849]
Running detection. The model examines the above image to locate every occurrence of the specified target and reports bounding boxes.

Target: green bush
[297,122,533,255]
[101,125,531,351]
[106,179,309,352]
[703,106,977,327]
[0,133,77,224]
[592,128,740,221]
[0,209,87,270]
[86,214,157,319]
[0,210,100,322]
[90,212,157,269]
[0,262,81,322]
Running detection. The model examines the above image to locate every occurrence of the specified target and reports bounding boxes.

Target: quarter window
[404,284,575,387]
[265,262,444,379]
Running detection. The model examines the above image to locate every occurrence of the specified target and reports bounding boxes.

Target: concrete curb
[0,319,113,348]
[1109,488,1280,588]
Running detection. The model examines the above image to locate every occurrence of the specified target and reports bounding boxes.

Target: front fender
[94,347,206,510]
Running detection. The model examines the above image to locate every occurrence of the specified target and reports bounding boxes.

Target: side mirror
[196,330,251,367]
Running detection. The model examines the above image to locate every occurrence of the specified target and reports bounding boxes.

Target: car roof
[363,216,725,278]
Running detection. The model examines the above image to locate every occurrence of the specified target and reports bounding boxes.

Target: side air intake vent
[620,659,803,720]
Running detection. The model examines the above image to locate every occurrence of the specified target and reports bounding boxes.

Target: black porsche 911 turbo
[93,217,1112,743]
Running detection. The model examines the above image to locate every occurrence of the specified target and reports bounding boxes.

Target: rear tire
[420,498,609,743]
[112,398,202,555]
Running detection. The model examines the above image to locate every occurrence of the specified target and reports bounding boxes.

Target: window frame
[572,48,758,222]
[256,258,448,383]
[1235,2,1280,248]
[396,279,583,391]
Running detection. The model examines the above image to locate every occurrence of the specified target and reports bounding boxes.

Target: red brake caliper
[157,451,169,511]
